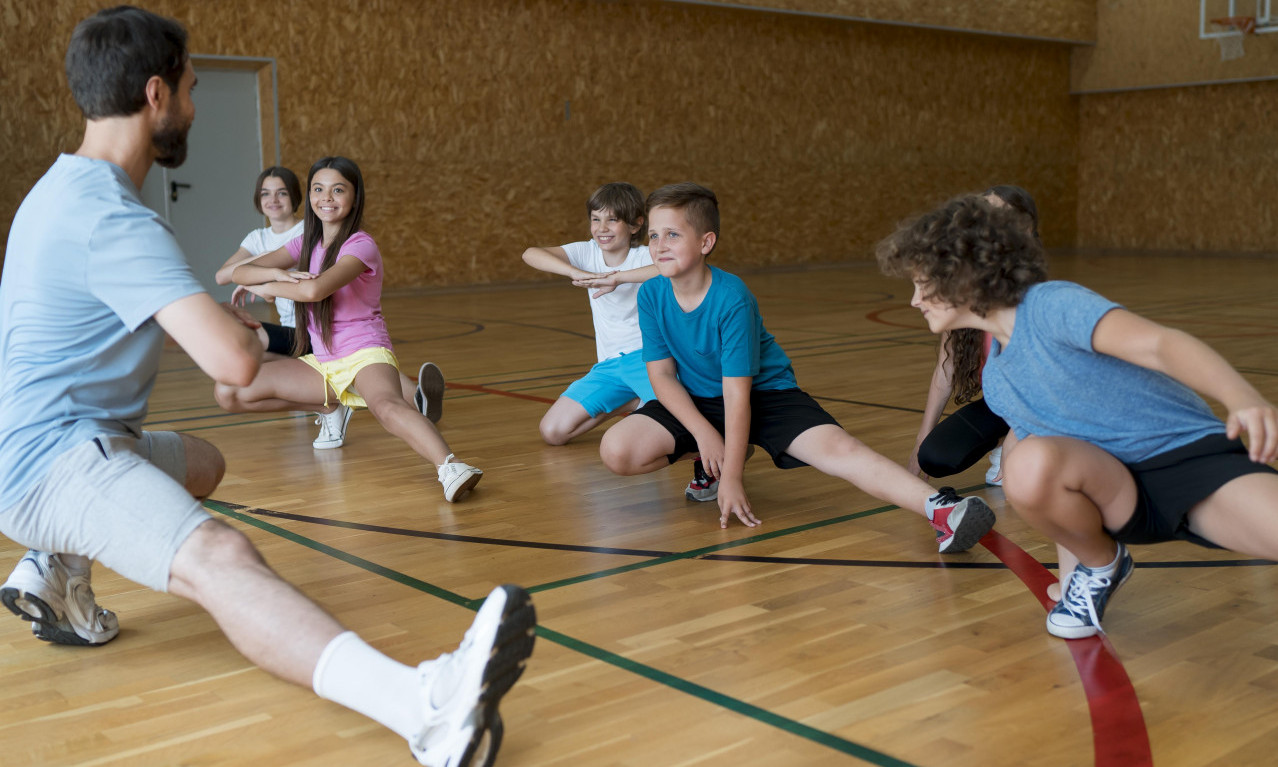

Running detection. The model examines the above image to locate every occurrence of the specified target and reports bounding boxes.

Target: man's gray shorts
[0,432,212,592]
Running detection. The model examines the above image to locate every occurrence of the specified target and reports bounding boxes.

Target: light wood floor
[2,252,1277,766]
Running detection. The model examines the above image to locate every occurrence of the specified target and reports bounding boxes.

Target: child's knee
[212,383,243,411]
[539,415,572,446]
[180,434,225,497]
[600,430,642,474]
[169,520,265,596]
[1002,439,1057,508]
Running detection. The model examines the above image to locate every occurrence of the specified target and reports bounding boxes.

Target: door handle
[170,181,192,202]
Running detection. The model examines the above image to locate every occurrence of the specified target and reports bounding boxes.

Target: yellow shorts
[299,347,400,408]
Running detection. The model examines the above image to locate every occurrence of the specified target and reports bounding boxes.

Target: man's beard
[153,110,191,169]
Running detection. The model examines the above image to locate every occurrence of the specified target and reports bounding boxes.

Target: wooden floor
[2,252,1277,766]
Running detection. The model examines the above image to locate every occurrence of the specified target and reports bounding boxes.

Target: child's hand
[716,478,760,528]
[219,302,261,329]
[230,285,257,307]
[266,268,315,284]
[694,432,727,480]
[1227,399,1278,463]
[572,270,621,297]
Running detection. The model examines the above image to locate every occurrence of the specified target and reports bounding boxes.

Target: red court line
[444,381,556,405]
[865,306,925,330]
[981,530,1152,767]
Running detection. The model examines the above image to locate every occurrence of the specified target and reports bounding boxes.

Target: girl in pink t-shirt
[216,156,481,502]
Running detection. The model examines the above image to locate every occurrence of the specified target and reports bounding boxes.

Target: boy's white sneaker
[314,404,353,449]
[416,362,446,424]
[0,551,119,646]
[410,585,536,767]
[438,454,483,502]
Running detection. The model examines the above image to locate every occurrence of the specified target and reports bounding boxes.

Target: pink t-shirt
[286,230,393,361]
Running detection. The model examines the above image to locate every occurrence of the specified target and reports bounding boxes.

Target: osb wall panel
[1073,1,1278,92]
[669,0,1095,42]
[2,0,1076,288]
[1078,81,1278,252]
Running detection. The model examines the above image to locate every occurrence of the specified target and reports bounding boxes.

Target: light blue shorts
[561,351,655,417]
[0,432,210,592]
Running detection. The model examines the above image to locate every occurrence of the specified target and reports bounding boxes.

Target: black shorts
[631,388,841,469]
[261,322,308,356]
[1111,433,1278,548]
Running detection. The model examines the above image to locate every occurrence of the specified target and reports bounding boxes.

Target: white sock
[312,631,422,742]
[1089,546,1123,576]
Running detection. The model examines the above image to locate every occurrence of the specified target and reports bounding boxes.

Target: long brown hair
[292,156,366,356]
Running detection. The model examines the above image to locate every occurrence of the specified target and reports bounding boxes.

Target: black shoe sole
[457,585,536,767]
[939,497,996,554]
[417,363,446,424]
[0,587,101,646]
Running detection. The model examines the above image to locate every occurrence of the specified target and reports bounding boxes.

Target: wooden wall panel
[1073,1,1278,93]
[666,0,1095,42]
[2,0,1077,287]
[1077,80,1278,254]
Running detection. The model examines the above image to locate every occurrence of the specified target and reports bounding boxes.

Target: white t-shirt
[239,220,304,327]
[560,240,652,362]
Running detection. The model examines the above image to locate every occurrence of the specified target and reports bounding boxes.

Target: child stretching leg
[878,194,1278,638]
[600,183,996,551]
[215,157,481,502]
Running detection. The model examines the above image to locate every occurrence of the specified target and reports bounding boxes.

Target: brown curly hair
[877,194,1047,404]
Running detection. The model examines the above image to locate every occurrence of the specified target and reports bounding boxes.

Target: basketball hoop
[1211,15,1256,60]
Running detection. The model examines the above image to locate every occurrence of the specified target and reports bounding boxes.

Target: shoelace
[1061,570,1113,632]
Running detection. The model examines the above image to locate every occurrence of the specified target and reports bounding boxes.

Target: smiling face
[589,207,640,257]
[259,176,295,224]
[910,277,968,334]
[309,168,354,226]
[648,205,715,281]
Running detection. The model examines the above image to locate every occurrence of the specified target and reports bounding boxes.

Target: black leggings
[917,398,1009,478]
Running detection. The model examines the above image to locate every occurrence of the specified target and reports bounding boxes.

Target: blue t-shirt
[0,155,206,508]
[638,266,797,398]
[982,281,1224,464]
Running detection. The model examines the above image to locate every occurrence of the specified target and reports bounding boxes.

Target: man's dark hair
[65,6,188,119]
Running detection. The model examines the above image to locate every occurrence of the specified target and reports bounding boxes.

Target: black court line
[205,499,919,767]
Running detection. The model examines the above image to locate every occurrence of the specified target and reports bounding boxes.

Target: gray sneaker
[415,362,446,424]
[313,404,353,449]
[1,551,119,646]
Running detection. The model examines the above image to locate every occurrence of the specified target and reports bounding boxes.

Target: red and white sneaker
[684,458,718,502]
[926,487,996,554]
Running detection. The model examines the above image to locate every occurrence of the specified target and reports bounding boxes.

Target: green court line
[203,499,919,767]
[525,502,900,593]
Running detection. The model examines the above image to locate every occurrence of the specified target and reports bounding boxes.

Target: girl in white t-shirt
[215,166,304,358]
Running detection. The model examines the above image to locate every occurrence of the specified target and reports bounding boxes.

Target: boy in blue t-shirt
[600,183,995,553]
[878,194,1278,639]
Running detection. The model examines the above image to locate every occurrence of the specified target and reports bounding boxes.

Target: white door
[140,68,263,301]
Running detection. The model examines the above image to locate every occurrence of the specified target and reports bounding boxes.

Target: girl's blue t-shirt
[638,266,796,398]
[982,280,1223,464]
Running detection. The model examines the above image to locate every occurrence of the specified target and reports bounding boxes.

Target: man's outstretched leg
[169,519,536,766]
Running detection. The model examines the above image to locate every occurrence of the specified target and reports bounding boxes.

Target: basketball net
[1211,16,1255,61]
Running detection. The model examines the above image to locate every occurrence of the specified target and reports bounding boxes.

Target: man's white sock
[312,631,422,742]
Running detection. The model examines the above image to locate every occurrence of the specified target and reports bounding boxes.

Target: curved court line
[204,500,920,767]
[864,305,926,330]
[980,531,1152,767]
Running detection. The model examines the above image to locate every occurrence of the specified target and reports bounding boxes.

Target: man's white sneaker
[410,585,536,767]
[0,551,119,646]
[313,404,353,449]
[416,362,446,424]
[438,454,483,502]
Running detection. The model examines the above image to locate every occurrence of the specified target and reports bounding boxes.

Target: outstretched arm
[522,246,595,280]
[1093,308,1278,463]
[243,254,367,304]
[907,335,956,475]
[155,293,262,386]
[230,245,308,286]
[573,264,660,297]
[716,376,760,528]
